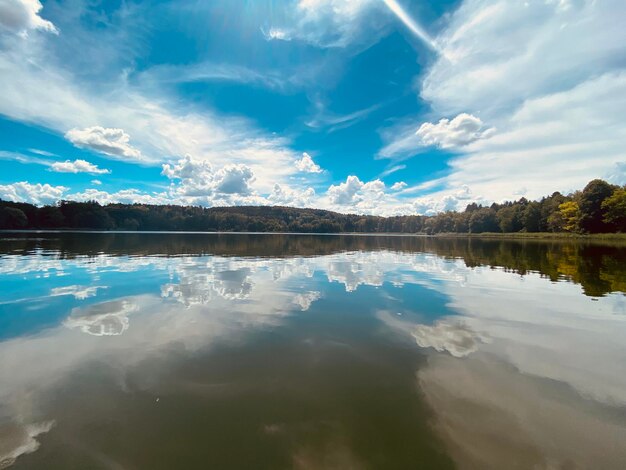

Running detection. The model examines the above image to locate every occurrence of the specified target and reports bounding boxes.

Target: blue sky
[0,0,625,215]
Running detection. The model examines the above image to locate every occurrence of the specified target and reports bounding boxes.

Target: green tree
[469,208,499,233]
[522,202,542,232]
[38,205,65,228]
[602,187,626,232]
[578,179,616,233]
[559,201,580,232]
[0,206,28,229]
[497,206,522,232]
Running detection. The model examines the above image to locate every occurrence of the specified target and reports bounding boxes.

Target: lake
[0,232,625,469]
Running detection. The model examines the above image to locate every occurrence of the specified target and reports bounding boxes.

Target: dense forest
[0,179,624,234]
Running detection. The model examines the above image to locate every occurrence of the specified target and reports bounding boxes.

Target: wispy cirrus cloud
[382,0,626,204]
[265,0,389,48]
[0,15,308,194]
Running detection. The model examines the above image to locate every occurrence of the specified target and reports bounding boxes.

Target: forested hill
[1,179,625,234]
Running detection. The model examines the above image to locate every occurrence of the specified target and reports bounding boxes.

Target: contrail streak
[382,0,438,51]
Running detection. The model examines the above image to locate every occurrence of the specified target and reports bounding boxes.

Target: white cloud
[416,113,494,149]
[295,152,322,173]
[162,155,256,201]
[421,0,626,118]
[410,185,477,215]
[268,184,316,207]
[379,113,494,159]
[273,0,436,51]
[323,176,408,215]
[0,0,57,36]
[136,61,292,91]
[161,154,207,182]
[65,127,143,160]
[50,159,110,175]
[0,29,303,193]
[327,175,364,205]
[27,148,56,157]
[67,188,169,206]
[2,176,314,210]
[215,164,255,195]
[267,0,389,48]
[378,164,406,178]
[441,72,626,202]
[0,181,66,205]
[390,181,407,191]
[305,97,383,131]
[91,179,102,185]
[262,27,291,41]
[389,0,626,205]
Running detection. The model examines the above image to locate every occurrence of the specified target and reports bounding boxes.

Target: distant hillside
[1,179,624,234]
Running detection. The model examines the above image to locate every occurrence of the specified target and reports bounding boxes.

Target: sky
[0,0,625,215]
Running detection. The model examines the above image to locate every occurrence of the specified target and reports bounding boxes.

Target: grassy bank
[433,232,626,243]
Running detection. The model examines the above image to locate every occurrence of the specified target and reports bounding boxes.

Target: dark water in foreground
[0,233,625,469]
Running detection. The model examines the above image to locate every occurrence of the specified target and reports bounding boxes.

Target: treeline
[0,179,624,234]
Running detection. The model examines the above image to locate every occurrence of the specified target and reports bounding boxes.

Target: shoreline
[432,232,626,242]
[1,229,625,242]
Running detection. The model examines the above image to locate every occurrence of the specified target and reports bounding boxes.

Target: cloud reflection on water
[0,245,624,467]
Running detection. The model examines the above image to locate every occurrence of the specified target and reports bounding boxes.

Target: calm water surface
[0,233,625,469]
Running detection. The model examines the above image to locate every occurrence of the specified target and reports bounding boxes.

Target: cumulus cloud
[327,175,364,205]
[415,113,494,149]
[295,152,323,173]
[161,155,206,182]
[390,181,407,191]
[0,173,316,211]
[50,159,111,175]
[268,184,316,207]
[322,176,416,215]
[162,155,256,201]
[64,127,143,160]
[0,181,66,205]
[67,188,169,205]
[214,164,255,194]
[0,0,57,36]
[379,113,494,158]
[0,18,305,194]
[406,184,477,215]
